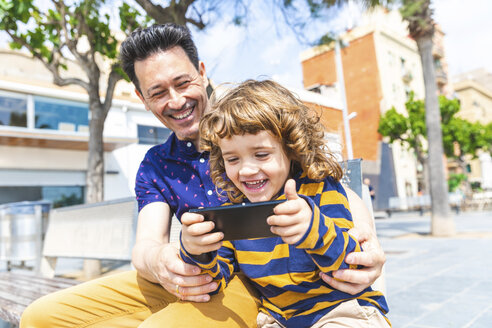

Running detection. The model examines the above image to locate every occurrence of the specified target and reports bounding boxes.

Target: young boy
[179,80,390,327]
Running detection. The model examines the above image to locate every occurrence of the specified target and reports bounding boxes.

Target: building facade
[451,69,492,190]
[0,49,342,207]
[300,8,451,209]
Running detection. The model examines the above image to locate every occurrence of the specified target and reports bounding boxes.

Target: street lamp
[335,39,354,160]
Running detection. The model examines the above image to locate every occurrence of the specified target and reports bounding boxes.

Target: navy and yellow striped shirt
[181,174,389,327]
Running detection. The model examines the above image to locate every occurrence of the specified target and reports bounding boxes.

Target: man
[21,24,385,327]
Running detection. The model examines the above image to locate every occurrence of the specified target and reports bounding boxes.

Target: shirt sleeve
[294,181,361,274]
[179,238,238,295]
[134,147,168,212]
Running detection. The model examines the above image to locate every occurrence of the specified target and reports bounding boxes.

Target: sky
[1,0,491,90]
[191,0,492,89]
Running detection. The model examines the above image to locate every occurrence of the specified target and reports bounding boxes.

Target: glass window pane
[0,94,27,127]
[34,96,89,132]
[138,124,172,145]
[42,186,85,208]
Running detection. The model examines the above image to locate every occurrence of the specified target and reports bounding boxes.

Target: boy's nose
[239,164,259,176]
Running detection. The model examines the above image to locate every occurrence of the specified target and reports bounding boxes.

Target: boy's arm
[180,240,237,294]
[320,187,386,295]
[179,212,237,294]
[294,194,361,273]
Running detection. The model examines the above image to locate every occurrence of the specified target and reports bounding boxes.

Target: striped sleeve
[295,180,361,273]
[179,238,237,294]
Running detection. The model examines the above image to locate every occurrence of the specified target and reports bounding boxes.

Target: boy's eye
[256,152,269,159]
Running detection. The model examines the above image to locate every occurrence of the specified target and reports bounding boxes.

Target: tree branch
[103,67,124,115]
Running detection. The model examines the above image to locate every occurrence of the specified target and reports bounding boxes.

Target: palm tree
[294,0,455,235]
[399,0,455,236]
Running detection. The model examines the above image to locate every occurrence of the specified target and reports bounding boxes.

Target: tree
[399,0,455,236]
[378,92,428,193]
[0,0,245,205]
[379,93,489,197]
[0,0,126,205]
[284,0,455,235]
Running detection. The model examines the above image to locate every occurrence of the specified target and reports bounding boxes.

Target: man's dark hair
[119,23,199,93]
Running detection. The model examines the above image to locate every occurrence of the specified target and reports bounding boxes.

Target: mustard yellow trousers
[20,271,260,328]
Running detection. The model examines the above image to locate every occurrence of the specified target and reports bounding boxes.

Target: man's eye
[151,90,167,98]
[178,80,191,88]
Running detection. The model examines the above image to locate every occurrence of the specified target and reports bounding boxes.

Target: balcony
[0,126,137,151]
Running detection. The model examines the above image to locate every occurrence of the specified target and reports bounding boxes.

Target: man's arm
[132,202,216,302]
[320,187,386,295]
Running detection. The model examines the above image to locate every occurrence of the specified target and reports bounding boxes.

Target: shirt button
[200,158,205,163]
[207,190,213,196]
[186,142,192,147]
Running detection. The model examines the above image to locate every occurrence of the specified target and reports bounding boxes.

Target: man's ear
[199,61,208,88]
[134,89,149,111]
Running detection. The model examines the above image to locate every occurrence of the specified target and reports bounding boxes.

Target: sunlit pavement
[375,210,492,327]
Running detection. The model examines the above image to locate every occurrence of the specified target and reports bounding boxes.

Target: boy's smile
[219,131,291,203]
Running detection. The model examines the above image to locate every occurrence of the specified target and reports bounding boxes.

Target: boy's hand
[267,179,312,244]
[181,212,224,255]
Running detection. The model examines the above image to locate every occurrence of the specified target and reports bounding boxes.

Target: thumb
[284,179,299,200]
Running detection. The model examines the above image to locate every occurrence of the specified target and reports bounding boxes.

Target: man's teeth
[172,107,193,119]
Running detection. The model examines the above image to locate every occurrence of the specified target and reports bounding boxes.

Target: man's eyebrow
[145,74,193,96]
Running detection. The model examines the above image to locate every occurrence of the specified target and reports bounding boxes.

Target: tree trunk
[415,36,455,236]
[86,100,105,204]
[85,85,107,205]
[84,94,106,278]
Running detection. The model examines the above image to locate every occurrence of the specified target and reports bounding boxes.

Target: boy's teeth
[245,180,265,187]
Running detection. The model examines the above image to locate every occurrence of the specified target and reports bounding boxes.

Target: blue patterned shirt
[134,133,227,218]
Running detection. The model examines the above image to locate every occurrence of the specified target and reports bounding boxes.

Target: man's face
[134,46,209,144]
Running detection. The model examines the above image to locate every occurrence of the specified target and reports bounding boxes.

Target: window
[34,96,89,132]
[138,124,172,145]
[0,186,84,208]
[0,94,27,127]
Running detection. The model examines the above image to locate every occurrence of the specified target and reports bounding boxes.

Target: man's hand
[320,226,385,295]
[152,242,218,302]
[267,179,312,245]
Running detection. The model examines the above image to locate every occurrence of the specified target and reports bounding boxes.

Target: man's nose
[167,88,186,109]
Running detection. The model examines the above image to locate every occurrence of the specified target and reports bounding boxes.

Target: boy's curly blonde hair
[200,79,342,203]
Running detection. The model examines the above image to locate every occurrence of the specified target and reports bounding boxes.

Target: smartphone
[189,200,286,240]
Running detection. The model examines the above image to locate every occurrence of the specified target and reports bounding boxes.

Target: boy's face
[219,131,291,203]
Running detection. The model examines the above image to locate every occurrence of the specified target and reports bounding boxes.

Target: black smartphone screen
[189,200,285,240]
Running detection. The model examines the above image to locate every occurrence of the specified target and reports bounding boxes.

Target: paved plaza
[376,210,492,327]
[1,210,490,327]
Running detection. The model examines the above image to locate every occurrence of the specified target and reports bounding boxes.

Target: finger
[270,222,301,236]
[165,257,202,276]
[181,212,205,226]
[331,268,374,286]
[345,245,384,267]
[186,221,217,236]
[267,213,298,227]
[283,179,299,201]
[173,273,213,288]
[178,281,218,297]
[319,272,366,295]
[180,294,211,302]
